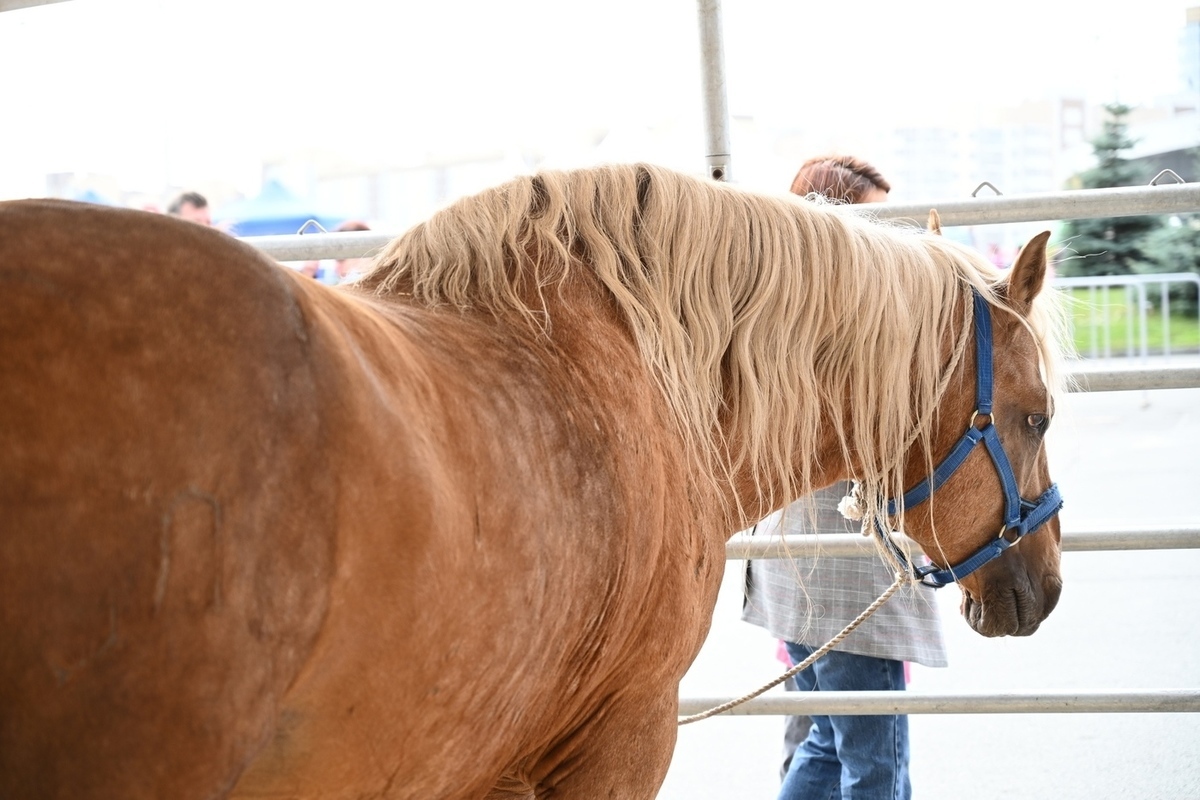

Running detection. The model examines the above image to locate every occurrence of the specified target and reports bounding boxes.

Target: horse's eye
[1027,413,1049,433]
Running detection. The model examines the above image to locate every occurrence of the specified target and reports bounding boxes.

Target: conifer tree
[1058,104,1161,276]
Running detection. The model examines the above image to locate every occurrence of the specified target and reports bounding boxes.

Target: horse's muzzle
[961,566,1062,637]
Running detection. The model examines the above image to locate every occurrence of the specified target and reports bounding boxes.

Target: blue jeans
[778,641,910,800]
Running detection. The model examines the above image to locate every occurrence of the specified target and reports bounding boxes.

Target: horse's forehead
[992,309,1049,403]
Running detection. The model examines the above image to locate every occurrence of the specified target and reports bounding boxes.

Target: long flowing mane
[361,163,1067,521]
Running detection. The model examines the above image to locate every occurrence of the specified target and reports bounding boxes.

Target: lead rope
[677,571,906,725]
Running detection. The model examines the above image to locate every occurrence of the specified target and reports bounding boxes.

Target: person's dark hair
[166,191,208,215]
[789,155,890,204]
[335,219,370,233]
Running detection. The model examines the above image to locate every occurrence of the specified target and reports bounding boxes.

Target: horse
[0,164,1068,799]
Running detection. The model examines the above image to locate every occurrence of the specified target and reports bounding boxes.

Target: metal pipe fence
[239,182,1200,262]
[727,526,1200,561]
[688,366,1200,718]
[869,182,1200,227]
[678,690,1200,717]
[1066,363,1200,391]
[695,0,730,183]
[1056,273,1200,360]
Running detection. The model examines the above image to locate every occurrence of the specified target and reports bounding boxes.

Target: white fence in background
[1053,273,1200,361]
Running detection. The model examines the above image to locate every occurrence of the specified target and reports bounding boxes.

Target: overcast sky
[0,0,1195,200]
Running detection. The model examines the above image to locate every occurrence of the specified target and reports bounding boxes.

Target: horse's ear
[1006,230,1053,311]
[927,209,942,235]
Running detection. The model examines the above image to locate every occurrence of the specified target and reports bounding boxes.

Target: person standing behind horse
[166,191,213,226]
[742,154,948,800]
[331,219,372,283]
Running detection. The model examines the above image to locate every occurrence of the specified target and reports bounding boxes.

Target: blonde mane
[363,163,1067,523]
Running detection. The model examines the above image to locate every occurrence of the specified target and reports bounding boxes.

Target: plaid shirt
[741,482,948,668]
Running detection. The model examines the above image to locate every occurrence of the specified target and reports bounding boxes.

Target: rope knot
[837,481,865,522]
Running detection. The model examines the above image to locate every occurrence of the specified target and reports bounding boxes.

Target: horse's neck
[546,266,862,540]
[541,276,746,539]
[721,420,851,535]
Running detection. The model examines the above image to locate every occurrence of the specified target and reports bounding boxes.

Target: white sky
[0,0,1195,200]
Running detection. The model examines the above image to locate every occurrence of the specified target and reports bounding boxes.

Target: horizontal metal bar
[1061,527,1200,551]
[1066,364,1200,392]
[726,526,1200,560]
[1055,272,1200,288]
[0,0,71,11]
[869,182,1200,227]
[241,183,1200,261]
[726,533,914,560]
[678,689,1200,716]
[244,231,393,262]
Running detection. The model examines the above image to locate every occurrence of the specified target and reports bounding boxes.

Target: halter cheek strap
[878,290,1063,589]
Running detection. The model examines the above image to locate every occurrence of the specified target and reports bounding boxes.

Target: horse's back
[0,200,337,799]
[0,199,727,799]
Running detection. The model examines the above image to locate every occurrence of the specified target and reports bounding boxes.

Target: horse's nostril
[1013,588,1031,634]
[963,591,1026,638]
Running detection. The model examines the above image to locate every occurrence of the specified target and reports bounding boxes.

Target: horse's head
[895,230,1063,637]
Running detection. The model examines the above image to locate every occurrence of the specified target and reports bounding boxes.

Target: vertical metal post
[1138,283,1149,362]
[1102,290,1111,359]
[1126,285,1136,359]
[696,0,731,182]
[1088,286,1099,358]
[1162,280,1172,360]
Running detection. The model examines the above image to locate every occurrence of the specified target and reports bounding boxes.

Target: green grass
[1061,287,1200,357]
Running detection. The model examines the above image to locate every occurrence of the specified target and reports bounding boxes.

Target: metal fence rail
[247,230,391,263]
[678,690,1200,716]
[727,526,1200,560]
[871,182,1200,227]
[1066,363,1200,392]
[1056,273,1200,361]
[690,365,1200,719]
[240,181,1200,262]
[701,522,1200,717]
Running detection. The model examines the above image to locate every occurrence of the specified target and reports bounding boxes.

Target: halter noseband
[877,290,1063,589]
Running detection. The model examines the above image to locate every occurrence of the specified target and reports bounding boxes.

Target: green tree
[1134,148,1200,315]
[1058,103,1161,277]
[1136,216,1200,315]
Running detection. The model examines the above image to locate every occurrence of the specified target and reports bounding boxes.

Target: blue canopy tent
[215,179,342,237]
[72,188,117,206]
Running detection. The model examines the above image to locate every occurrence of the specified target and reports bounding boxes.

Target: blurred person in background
[742,154,947,800]
[166,191,212,227]
[332,219,372,283]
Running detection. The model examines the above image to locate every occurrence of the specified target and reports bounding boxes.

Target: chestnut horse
[0,164,1067,799]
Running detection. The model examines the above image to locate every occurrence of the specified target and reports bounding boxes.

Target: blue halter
[876,290,1063,589]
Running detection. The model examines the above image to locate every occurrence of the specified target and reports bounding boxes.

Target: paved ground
[659,372,1200,799]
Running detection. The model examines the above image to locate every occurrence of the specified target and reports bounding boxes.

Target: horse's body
[0,165,1066,799]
